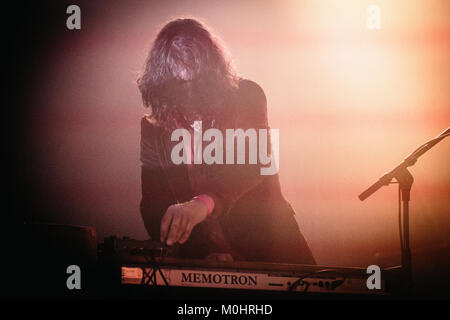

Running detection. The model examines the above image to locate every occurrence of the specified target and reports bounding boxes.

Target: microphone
[359,127,449,201]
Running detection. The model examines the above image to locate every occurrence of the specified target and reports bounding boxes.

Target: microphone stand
[358,127,449,293]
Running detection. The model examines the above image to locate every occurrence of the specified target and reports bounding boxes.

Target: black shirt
[140,79,315,264]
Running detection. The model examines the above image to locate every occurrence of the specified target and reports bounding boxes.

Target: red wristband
[193,194,215,216]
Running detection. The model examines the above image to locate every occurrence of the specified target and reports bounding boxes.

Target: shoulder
[141,115,157,127]
[141,115,160,136]
[237,79,267,107]
[235,79,268,127]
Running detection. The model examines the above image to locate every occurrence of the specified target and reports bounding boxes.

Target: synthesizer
[101,236,402,295]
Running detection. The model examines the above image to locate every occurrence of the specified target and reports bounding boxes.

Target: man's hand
[160,199,208,245]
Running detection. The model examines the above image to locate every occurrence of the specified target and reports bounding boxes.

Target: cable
[288,269,347,293]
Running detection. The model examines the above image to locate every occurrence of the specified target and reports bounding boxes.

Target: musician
[137,18,315,264]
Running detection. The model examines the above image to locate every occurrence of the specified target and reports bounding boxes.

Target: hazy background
[23,0,449,268]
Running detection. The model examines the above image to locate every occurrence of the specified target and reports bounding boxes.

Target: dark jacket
[140,79,315,264]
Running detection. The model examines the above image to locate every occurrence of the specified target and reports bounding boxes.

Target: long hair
[138,18,238,130]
